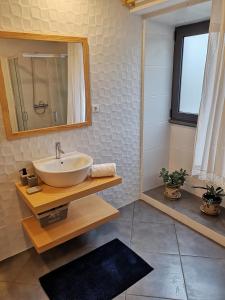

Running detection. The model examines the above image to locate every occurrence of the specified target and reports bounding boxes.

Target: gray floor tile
[113,293,126,300]
[181,256,225,300]
[144,186,175,208]
[0,252,26,283]
[134,200,174,224]
[131,222,179,254]
[172,194,225,235]
[0,248,49,284]
[1,197,225,300]
[117,203,134,222]
[0,282,48,300]
[175,223,225,259]
[82,219,132,248]
[127,250,187,300]
[145,186,225,236]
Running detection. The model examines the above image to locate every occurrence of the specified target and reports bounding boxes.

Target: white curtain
[192,0,225,186]
[67,43,86,124]
[0,57,18,132]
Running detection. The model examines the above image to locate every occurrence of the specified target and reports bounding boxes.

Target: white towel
[90,163,116,178]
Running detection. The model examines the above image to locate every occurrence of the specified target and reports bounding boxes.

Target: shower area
[8,53,68,131]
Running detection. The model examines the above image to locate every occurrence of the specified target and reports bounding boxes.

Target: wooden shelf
[16,176,122,215]
[22,194,119,253]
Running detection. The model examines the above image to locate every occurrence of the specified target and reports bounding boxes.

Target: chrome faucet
[55,142,64,159]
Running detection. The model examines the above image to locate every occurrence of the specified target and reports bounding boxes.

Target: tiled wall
[0,0,142,261]
[169,124,225,207]
[169,124,196,175]
[142,20,174,191]
[169,124,199,193]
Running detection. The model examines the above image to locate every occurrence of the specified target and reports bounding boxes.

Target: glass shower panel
[8,55,68,131]
[8,58,27,131]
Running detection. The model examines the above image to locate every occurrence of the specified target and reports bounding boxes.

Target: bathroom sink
[33,152,93,188]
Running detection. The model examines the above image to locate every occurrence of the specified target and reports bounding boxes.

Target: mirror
[0,32,91,139]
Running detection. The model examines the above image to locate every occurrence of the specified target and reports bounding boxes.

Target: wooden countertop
[16,176,122,215]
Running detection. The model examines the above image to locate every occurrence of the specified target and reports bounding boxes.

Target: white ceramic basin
[33,152,93,188]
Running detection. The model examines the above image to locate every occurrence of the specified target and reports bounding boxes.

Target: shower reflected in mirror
[0,34,91,139]
[7,52,68,131]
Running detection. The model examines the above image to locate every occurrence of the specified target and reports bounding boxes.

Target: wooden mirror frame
[0,31,91,140]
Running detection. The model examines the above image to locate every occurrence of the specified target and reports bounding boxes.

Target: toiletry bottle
[20,168,28,186]
[27,174,38,187]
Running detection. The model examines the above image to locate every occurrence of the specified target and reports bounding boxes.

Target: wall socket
[92,104,100,113]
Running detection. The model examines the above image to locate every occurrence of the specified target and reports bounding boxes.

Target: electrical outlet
[92,104,100,113]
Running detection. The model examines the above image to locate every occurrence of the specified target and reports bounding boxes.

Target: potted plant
[193,185,225,216]
[159,168,188,199]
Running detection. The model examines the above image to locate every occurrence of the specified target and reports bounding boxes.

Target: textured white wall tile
[0,0,142,260]
[142,20,173,192]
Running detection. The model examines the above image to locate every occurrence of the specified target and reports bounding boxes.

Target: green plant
[159,168,188,187]
[193,185,225,204]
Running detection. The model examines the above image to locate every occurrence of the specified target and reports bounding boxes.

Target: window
[171,21,209,126]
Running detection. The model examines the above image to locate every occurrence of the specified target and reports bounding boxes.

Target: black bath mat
[39,239,153,300]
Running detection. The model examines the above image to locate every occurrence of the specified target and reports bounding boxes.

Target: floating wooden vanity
[16,176,122,253]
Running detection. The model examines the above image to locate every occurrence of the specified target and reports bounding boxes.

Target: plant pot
[164,185,181,200]
[200,197,221,216]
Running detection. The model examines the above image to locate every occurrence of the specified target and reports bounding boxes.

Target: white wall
[142,3,225,207]
[169,123,208,197]
[169,124,225,207]
[142,19,219,203]
[169,124,198,193]
[142,20,174,191]
[0,0,142,261]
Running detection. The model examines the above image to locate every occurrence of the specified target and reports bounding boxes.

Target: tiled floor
[145,186,225,236]
[0,200,225,300]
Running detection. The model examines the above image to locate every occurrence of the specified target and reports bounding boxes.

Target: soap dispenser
[19,168,28,186]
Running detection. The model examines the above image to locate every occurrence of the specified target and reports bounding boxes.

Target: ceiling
[131,0,197,15]
[150,1,211,26]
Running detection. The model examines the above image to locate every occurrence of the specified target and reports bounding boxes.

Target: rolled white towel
[90,163,116,178]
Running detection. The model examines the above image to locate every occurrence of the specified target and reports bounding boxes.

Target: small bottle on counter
[27,174,38,187]
[19,168,28,186]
